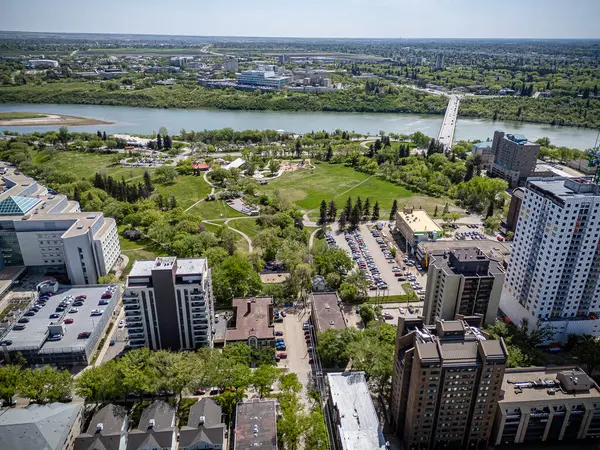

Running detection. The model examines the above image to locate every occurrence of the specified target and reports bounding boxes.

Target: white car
[118,320,125,328]
[90,309,104,316]
[399,308,406,314]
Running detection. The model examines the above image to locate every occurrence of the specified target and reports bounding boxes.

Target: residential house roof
[179,398,225,449]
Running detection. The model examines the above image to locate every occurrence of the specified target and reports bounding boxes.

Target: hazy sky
[2,0,599,39]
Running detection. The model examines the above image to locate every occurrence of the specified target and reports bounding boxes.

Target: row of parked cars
[325,231,337,248]
[371,228,395,263]
[345,230,388,290]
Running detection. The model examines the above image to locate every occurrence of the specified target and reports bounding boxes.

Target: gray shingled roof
[74,404,128,450]
[126,401,176,450]
[0,402,82,450]
[179,399,225,449]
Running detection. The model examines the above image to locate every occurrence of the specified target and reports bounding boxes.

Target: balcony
[123,291,139,298]
[191,302,206,307]
[128,328,144,333]
[129,332,145,339]
[126,317,142,324]
[125,311,141,317]
[125,305,140,311]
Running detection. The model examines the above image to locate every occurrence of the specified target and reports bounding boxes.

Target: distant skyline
[2,0,600,39]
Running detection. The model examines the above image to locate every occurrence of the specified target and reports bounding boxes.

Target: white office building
[28,59,59,68]
[500,177,600,341]
[236,67,290,89]
[123,257,214,350]
[0,172,120,285]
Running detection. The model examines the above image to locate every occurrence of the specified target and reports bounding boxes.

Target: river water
[0,103,597,150]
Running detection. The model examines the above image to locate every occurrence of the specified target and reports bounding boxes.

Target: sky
[2,0,600,39]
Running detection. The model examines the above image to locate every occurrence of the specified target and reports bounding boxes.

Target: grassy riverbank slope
[0,82,447,114]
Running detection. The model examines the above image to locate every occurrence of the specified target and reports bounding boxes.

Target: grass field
[258,163,453,220]
[155,175,211,209]
[0,112,46,120]
[189,200,245,220]
[228,218,260,239]
[32,150,148,180]
[259,163,414,213]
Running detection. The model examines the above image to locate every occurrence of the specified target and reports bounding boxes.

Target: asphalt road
[438,94,460,149]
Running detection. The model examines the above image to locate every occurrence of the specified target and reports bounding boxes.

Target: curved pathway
[308,228,319,250]
[184,170,215,213]
[202,217,254,253]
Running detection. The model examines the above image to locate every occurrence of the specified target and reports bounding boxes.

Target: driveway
[275,309,312,408]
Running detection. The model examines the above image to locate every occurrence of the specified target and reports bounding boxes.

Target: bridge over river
[437,94,460,149]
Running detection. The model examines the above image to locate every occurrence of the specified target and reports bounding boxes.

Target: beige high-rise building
[493,367,600,445]
[490,130,540,188]
[390,318,507,450]
[423,248,505,326]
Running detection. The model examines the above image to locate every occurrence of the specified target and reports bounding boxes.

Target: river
[0,103,597,150]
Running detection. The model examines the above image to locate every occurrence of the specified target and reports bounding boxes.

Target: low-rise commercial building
[234,400,277,450]
[123,257,214,350]
[311,292,347,333]
[0,402,83,450]
[28,59,59,68]
[424,248,505,326]
[0,172,120,285]
[74,404,128,450]
[493,367,600,445]
[490,131,540,188]
[327,371,387,450]
[390,318,507,450]
[179,398,226,450]
[395,207,443,255]
[127,400,177,450]
[2,283,120,366]
[225,297,275,348]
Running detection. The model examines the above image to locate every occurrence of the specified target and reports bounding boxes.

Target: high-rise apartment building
[123,257,214,350]
[223,57,238,73]
[435,54,445,70]
[500,177,600,341]
[490,131,540,188]
[424,248,505,326]
[0,172,120,285]
[390,318,507,450]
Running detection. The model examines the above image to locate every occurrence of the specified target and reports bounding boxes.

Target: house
[311,292,346,333]
[225,297,275,348]
[179,398,226,450]
[126,401,177,450]
[74,404,128,450]
[0,402,83,450]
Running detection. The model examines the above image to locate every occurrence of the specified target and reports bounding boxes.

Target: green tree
[212,255,262,305]
[317,200,327,226]
[269,159,281,176]
[216,226,239,255]
[349,203,362,228]
[362,197,371,221]
[313,246,353,276]
[304,408,329,450]
[155,166,178,185]
[58,126,69,147]
[0,365,21,404]
[326,200,337,222]
[343,197,352,221]
[20,366,73,404]
[252,364,281,398]
[338,211,347,230]
[118,347,155,400]
[389,199,398,220]
[371,201,380,221]
[222,343,252,366]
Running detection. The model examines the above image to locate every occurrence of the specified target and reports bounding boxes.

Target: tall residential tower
[123,257,214,350]
[500,177,600,341]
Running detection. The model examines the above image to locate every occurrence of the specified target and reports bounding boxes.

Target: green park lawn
[32,150,148,180]
[258,162,452,219]
[155,175,211,209]
[228,218,260,239]
[189,200,245,220]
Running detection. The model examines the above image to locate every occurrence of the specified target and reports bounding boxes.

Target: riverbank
[0,111,113,127]
[0,102,597,150]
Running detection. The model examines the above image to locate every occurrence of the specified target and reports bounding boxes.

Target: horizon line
[1,29,600,41]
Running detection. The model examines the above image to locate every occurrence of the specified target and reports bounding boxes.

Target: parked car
[0,339,13,346]
[49,313,61,319]
[17,317,29,323]
[13,324,26,330]
[196,387,206,395]
[118,320,125,328]
[69,308,79,313]
[78,332,91,339]
[274,331,284,336]
[277,352,287,359]
[90,309,104,316]
[64,318,74,324]
[109,339,116,346]
[383,313,393,320]
[48,334,63,341]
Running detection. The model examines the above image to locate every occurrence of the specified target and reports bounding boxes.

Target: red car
[76,295,86,300]
[277,352,287,359]
[196,388,206,395]
[309,357,314,364]
[64,318,74,324]
[305,337,311,343]
[101,293,112,299]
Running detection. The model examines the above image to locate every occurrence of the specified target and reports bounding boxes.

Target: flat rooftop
[128,257,206,278]
[396,209,442,234]
[500,367,600,404]
[234,400,277,450]
[226,297,274,341]
[3,284,118,353]
[417,239,511,263]
[0,265,26,297]
[327,372,387,450]
[527,177,600,199]
[312,292,346,332]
